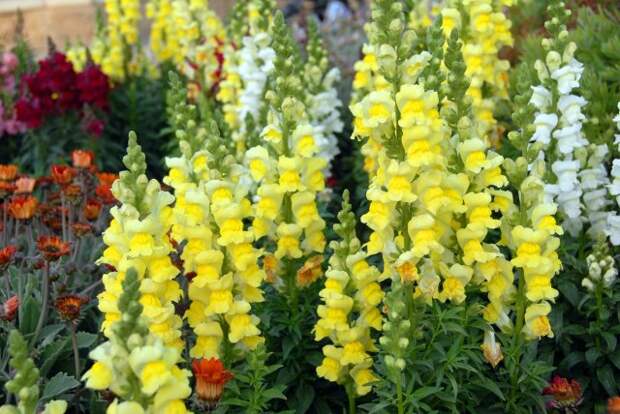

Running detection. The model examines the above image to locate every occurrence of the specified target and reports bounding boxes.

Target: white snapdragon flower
[553,124,588,154]
[551,59,584,95]
[609,160,620,206]
[530,85,553,111]
[531,113,558,145]
[608,214,620,245]
[556,188,583,220]
[558,94,587,126]
[552,159,581,192]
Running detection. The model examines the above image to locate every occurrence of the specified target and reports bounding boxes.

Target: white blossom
[551,59,584,95]
[530,85,553,111]
[531,113,558,145]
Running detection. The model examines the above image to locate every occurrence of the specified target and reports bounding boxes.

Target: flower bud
[398,338,409,349]
[395,358,406,370]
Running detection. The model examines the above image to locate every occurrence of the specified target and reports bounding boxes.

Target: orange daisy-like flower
[0,295,19,321]
[192,358,233,406]
[71,150,95,168]
[8,195,38,220]
[51,165,76,186]
[296,255,324,287]
[83,199,102,221]
[97,172,117,187]
[609,397,620,414]
[0,181,15,198]
[96,184,116,204]
[63,184,82,202]
[72,222,92,237]
[0,164,18,181]
[14,177,36,194]
[55,294,88,321]
[543,375,583,410]
[0,245,17,268]
[263,254,278,284]
[37,236,71,261]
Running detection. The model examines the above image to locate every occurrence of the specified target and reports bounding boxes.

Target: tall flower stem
[345,381,357,414]
[31,261,50,346]
[71,322,81,379]
[509,268,526,408]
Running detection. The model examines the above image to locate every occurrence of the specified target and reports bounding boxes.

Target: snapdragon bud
[379,336,391,346]
[534,60,549,82]
[400,320,411,330]
[581,277,594,291]
[589,262,602,280]
[398,338,409,349]
[385,355,395,368]
[395,358,406,370]
[545,51,562,72]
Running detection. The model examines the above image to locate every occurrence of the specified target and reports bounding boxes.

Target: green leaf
[76,332,98,349]
[19,296,40,338]
[586,348,601,366]
[558,352,584,371]
[293,382,314,413]
[609,350,620,370]
[411,386,442,401]
[596,366,617,396]
[558,281,580,307]
[39,324,65,348]
[602,332,617,353]
[42,372,80,401]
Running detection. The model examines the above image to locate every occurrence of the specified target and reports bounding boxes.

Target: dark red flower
[37,235,70,261]
[71,222,92,237]
[543,376,583,410]
[0,245,17,268]
[86,118,105,137]
[76,64,110,109]
[192,358,233,407]
[0,295,19,321]
[51,165,76,186]
[15,98,43,128]
[96,184,115,204]
[0,181,15,198]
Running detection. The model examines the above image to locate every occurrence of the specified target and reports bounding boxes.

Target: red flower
[15,98,43,128]
[8,195,38,220]
[86,118,105,137]
[543,375,583,410]
[0,181,15,198]
[51,165,76,186]
[0,164,18,181]
[97,172,117,187]
[192,358,233,406]
[0,295,19,321]
[72,150,95,168]
[76,64,110,109]
[84,199,102,221]
[609,397,620,414]
[0,245,17,268]
[55,294,88,321]
[37,236,70,261]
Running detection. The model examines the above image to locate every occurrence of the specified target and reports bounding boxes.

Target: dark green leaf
[42,372,80,400]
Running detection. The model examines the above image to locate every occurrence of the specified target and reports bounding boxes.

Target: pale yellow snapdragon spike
[315,192,383,396]
[164,90,264,358]
[97,133,184,350]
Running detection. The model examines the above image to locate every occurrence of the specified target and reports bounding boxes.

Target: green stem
[345,381,357,414]
[509,269,526,408]
[396,372,404,414]
[71,323,81,379]
[31,261,50,347]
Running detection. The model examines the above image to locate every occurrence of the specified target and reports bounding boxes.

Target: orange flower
[609,397,620,414]
[72,222,92,237]
[84,199,102,220]
[71,150,94,168]
[543,375,583,410]
[55,294,88,321]
[37,236,70,261]
[296,255,323,287]
[0,245,17,268]
[97,172,117,187]
[0,164,18,181]
[0,181,15,197]
[96,184,116,204]
[263,254,278,283]
[51,165,76,186]
[192,358,233,406]
[63,184,82,202]
[8,195,38,220]
[14,177,36,194]
[0,295,19,321]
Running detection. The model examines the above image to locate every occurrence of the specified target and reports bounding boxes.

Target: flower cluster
[97,133,183,349]
[164,79,264,359]
[582,240,618,291]
[84,268,191,414]
[14,51,109,132]
[608,103,620,244]
[147,0,226,90]
[315,191,382,396]
[0,51,26,137]
[218,0,277,156]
